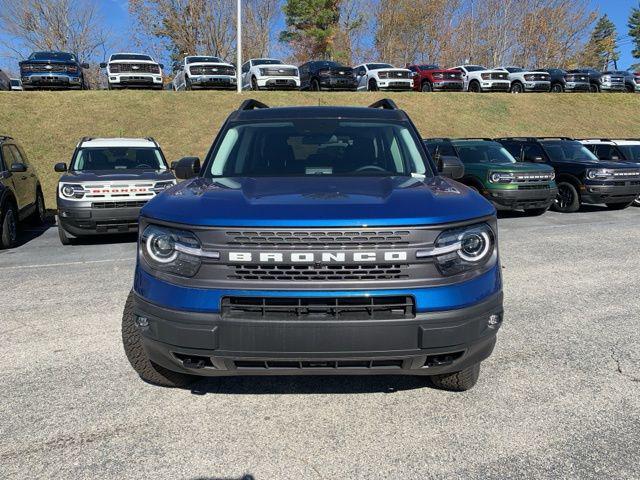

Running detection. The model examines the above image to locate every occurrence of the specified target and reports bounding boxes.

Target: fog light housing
[488,313,502,327]
[135,316,149,328]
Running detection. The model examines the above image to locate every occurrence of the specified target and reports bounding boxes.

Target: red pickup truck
[407,64,464,92]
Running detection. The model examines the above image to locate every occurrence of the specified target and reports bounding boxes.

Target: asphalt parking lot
[1,207,639,480]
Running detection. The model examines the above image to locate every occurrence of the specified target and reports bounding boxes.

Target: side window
[593,144,621,160]
[500,142,521,160]
[9,145,26,166]
[241,62,249,74]
[523,143,546,163]
[356,66,366,76]
[2,145,16,170]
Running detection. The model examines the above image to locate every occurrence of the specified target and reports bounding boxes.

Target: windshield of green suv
[541,141,599,163]
[452,141,517,164]
[71,147,168,171]
[206,120,433,177]
[618,145,640,162]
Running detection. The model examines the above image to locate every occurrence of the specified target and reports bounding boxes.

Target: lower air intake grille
[229,264,409,281]
[221,296,415,320]
[234,359,405,370]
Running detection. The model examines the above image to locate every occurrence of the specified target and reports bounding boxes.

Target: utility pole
[237,0,242,93]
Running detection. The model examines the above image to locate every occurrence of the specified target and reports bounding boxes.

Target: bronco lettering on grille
[228,251,408,263]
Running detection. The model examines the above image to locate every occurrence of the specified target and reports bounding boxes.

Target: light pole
[236,0,242,93]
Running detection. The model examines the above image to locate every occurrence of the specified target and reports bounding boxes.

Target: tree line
[1,0,640,74]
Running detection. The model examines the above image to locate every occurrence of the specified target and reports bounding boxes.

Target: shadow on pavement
[14,215,55,247]
[189,374,433,396]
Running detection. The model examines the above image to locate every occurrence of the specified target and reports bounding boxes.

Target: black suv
[298,60,357,91]
[535,68,590,93]
[567,68,602,93]
[0,136,46,248]
[19,51,89,90]
[496,137,640,212]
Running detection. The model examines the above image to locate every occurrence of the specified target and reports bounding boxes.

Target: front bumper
[432,81,464,92]
[256,77,300,90]
[564,82,591,92]
[21,73,82,89]
[133,289,502,377]
[479,81,510,92]
[108,73,163,88]
[189,75,237,89]
[57,201,145,236]
[581,181,640,204]
[524,81,550,92]
[377,80,413,91]
[600,83,627,92]
[485,186,557,210]
[318,77,357,91]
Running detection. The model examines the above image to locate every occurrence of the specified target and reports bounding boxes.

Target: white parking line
[0,258,134,270]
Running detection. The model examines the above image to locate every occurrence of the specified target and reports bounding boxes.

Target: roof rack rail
[145,137,159,147]
[0,135,13,141]
[456,137,495,142]
[575,138,612,142]
[423,137,452,142]
[239,99,269,111]
[495,136,574,142]
[368,98,398,110]
[79,136,95,144]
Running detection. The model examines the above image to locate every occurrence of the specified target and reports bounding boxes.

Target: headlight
[378,72,389,79]
[420,223,496,276]
[140,224,219,277]
[550,171,555,181]
[152,180,177,193]
[481,73,490,80]
[259,68,267,76]
[489,172,514,183]
[586,168,612,180]
[60,183,85,198]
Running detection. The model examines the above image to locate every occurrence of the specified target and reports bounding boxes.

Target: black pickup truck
[19,51,89,90]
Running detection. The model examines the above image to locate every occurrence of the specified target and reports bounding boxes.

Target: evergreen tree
[629,2,640,60]
[588,15,619,69]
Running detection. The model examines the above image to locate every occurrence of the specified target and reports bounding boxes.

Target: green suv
[425,138,557,215]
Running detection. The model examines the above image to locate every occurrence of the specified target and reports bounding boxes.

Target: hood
[188,62,234,68]
[20,59,76,66]
[374,67,410,73]
[142,176,495,228]
[110,59,158,65]
[60,170,174,183]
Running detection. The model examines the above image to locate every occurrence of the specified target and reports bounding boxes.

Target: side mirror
[81,63,90,69]
[170,161,178,170]
[159,63,165,69]
[174,157,200,180]
[99,62,107,69]
[438,156,464,180]
[54,162,68,172]
[10,162,27,173]
[525,155,545,163]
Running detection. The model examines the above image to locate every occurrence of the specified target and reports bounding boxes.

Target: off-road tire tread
[121,292,195,388]
[430,362,480,391]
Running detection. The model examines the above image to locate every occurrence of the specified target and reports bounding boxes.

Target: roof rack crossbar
[239,99,269,111]
[0,135,14,141]
[368,98,398,110]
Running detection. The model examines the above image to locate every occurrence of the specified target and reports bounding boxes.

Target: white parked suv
[172,55,236,91]
[580,138,640,206]
[100,53,164,90]
[241,58,299,90]
[453,65,510,92]
[498,67,551,93]
[353,63,413,91]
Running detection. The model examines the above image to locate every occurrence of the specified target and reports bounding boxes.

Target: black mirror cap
[10,162,27,173]
[54,162,68,172]
[81,63,90,69]
[99,62,107,69]
[174,157,201,180]
[159,63,165,69]
[438,155,464,180]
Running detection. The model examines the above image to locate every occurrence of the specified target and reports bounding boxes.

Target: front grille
[92,200,148,209]
[221,296,415,320]
[229,263,409,281]
[490,72,509,80]
[190,65,235,76]
[29,64,68,73]
[234,359,405,370]
[109,63,159,74]
[566,75,588,82]
[380,70,410,79]
[514,173,554,183]
[225,229,412,248]
[517,184,550,190]
[262,67,297,76]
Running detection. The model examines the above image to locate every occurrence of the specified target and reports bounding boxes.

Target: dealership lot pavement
[1,208,639,480]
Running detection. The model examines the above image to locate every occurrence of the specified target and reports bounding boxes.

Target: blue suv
[20,51,89,90]
[122,99,504,391]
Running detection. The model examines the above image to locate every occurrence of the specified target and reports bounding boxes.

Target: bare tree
[243,0,279,59]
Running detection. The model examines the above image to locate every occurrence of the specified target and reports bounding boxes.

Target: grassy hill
[1,90,640,207]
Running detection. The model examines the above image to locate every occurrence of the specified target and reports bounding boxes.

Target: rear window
[541,141,599,163]
[71,147,167,171]
[206,120,433,178]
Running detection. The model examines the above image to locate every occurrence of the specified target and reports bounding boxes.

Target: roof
[227,105,407,122]
[78,138,158,148]
[580,139,640,146]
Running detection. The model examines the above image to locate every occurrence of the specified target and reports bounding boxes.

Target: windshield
[366,63,393,70]
[71,147,167,171]
[453,142,517,164]
[506,67,523,73]
[419,65,440,71]
[618,145,640,162]
[187,56,222,64]
[29,52,76,62]
[315,61,342,68]
[205,120,433,178]
[111,54,152,61]
[253,59,283,66]
[464,65,486,72]
[541,141,599,163]
[10,79,20,86]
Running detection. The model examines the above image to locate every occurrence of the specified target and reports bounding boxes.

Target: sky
[2,0,640,73]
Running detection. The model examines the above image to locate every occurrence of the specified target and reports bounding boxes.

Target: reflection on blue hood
[142,175,494,227]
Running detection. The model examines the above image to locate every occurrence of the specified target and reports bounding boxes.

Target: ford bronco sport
[121,99,504,392]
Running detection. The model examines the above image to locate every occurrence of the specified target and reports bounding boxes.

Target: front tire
[122,292,196,388]
[311,79,320,91]
[421,81,433,92]
[368,79,379,91]
[589,83,600,93]
[633,195,640,207]
[551,83,564,93]
[251,77,259,91]
[0,202,18,249]
[185,77,192,91]
[510,82,524,93]
[30,188,46,225]
[57,219,74,245]
[553,182,580,213]
[430,362,480,391]
[468,80,481,93]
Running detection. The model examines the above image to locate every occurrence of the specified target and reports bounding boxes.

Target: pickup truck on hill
[452,65,510,93]
[19,51,89,90]
[121,99,504,392]
[406,64,463,92]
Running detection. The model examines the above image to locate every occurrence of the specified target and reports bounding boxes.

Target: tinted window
[9,145,26,166]
[522,144,546,162]
[500,142,522,159]
[1,145,16,170]
[71,148,167,171]
[313,61,342,69]
[207,121,433,177]
[541,141,599,163]
[252,59,283,66]
[111,54,153,61]
[616,145,640,162]
[10,79,20,86]
[366,63,393,70]
[506,67,523,73]
[452,142,517,164]
[29,52,76,62]
[424,141,456,158]
[187,56,222,64]
[464,65,486,72]
[418,65,440,71]
[592,144,622,160]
